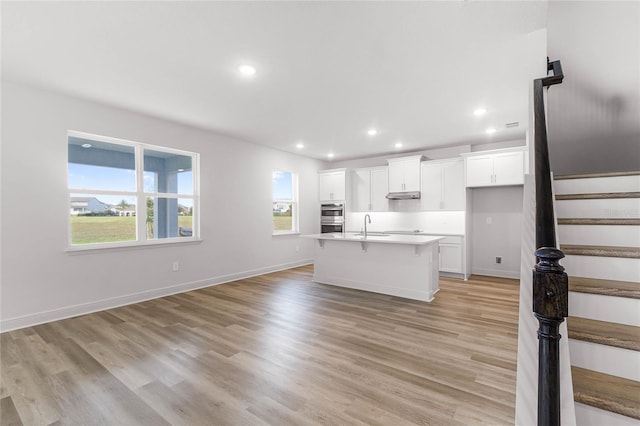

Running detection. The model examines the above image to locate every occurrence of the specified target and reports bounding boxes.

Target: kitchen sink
[351,232,390,237]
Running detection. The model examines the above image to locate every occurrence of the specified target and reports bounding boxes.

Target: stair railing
[533,58,568,426]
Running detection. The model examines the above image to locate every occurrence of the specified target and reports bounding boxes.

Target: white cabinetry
[420,158,465,211]
[352,167,389,212]
[318,169,346,202]
[463,147,526,188]
[439,236,464,273]
[387,156,423,192]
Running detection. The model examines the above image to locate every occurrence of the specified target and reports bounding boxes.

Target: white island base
[304,233,443,302]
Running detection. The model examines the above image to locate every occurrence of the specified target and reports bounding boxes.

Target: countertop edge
[301,233,444,246]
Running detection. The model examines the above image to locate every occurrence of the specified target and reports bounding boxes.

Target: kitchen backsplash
[346,211,465,235]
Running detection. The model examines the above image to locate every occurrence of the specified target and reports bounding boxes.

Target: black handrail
[532,59,568,426]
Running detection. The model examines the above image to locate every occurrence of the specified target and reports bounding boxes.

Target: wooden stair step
[555,171,640,180]
[569,276,640,299]
[561,244,640,259]
[572,366,640,420]
[568,316,640,351]
[558,218,640,226]
[556,192,640,200]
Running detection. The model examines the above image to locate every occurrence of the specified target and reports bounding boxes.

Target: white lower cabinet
[438,236,464,274]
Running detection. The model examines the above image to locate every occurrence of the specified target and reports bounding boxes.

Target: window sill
[66,238,203,255]
[272,232,300,237]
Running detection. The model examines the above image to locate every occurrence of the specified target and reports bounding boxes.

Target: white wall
[547,1,640,175]
[470,186,524,278]
[0,81,325,331]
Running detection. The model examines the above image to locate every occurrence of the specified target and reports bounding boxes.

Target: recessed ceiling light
[177,168,185,172]
[474,108,487,116]
[81,143,92,148]
[486,127,497,135]
[296,142,304,149]
[327,153,335,158]
[394,142,403,148]
[238,65,256,76]
[367,129,378,136]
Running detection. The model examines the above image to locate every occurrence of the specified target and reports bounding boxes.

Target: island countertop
[302,232,443,246]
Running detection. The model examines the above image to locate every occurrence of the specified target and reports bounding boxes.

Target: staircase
[554,171,640,425]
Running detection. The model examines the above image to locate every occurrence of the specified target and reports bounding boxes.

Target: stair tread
[568,316,640,351]
[561,244,640,259]
[558,218,640,226]
[556,192,640,200]
[569,276,640,299]
[555,171,640,180]
[572,366,640,420]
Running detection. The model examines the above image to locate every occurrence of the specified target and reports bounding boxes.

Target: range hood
[386,191,421,200]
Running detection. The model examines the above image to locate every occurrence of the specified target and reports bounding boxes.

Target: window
[272,171,298,234]
[68,131,199,248]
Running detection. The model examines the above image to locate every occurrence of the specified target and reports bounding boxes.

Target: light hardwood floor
[1,265,520,425]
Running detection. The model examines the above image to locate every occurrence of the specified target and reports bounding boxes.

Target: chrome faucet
[364,214,371,238]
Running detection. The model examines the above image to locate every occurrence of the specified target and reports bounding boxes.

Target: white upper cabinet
[420,158,465,211]
[318,168,346,202]
[387,155,424,192]
[370,168,389,211]
[463,147,526,188]
[352,167,389,212]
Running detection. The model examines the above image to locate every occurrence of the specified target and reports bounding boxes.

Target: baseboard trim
[0,259,313,333]
[471,267,520,279]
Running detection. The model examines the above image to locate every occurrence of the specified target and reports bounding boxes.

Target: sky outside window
[273,171,293,199]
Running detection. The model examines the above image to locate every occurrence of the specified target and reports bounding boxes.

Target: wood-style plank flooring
[1,265,520,425]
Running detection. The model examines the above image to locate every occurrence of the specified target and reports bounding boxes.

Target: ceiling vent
[505,122,520,128]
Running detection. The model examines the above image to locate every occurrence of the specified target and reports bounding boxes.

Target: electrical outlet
[295,245,300,252]
[172,261,180,272]
[495,256,502,264]
[486,217,493,225]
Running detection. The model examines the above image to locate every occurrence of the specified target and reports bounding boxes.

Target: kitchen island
[302,233,443,302]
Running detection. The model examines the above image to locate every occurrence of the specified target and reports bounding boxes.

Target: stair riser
[563,255,640,282]
[569,292,640,327]
[556,198,640,219]
[555,175,640,194]
[569,339,640,381]
[575,402,640,426]
[559,225,640,247]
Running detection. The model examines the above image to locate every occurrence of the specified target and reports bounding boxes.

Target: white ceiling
[1,1,548,161]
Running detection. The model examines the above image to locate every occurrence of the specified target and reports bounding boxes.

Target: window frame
[67,130,200,251]
[272,170,299,236]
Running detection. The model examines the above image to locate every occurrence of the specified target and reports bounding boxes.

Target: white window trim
[272,171,299,236]
[67,130,200,251]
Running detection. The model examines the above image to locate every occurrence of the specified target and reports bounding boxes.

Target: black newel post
[533,248,568,426]
[533,59,566,426]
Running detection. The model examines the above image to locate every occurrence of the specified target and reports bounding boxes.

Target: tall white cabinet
[420,158,465,211]
[318,168,346,202]
[352,167,389,212]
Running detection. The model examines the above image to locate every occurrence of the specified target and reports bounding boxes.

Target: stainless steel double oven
[320,203,345,233]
